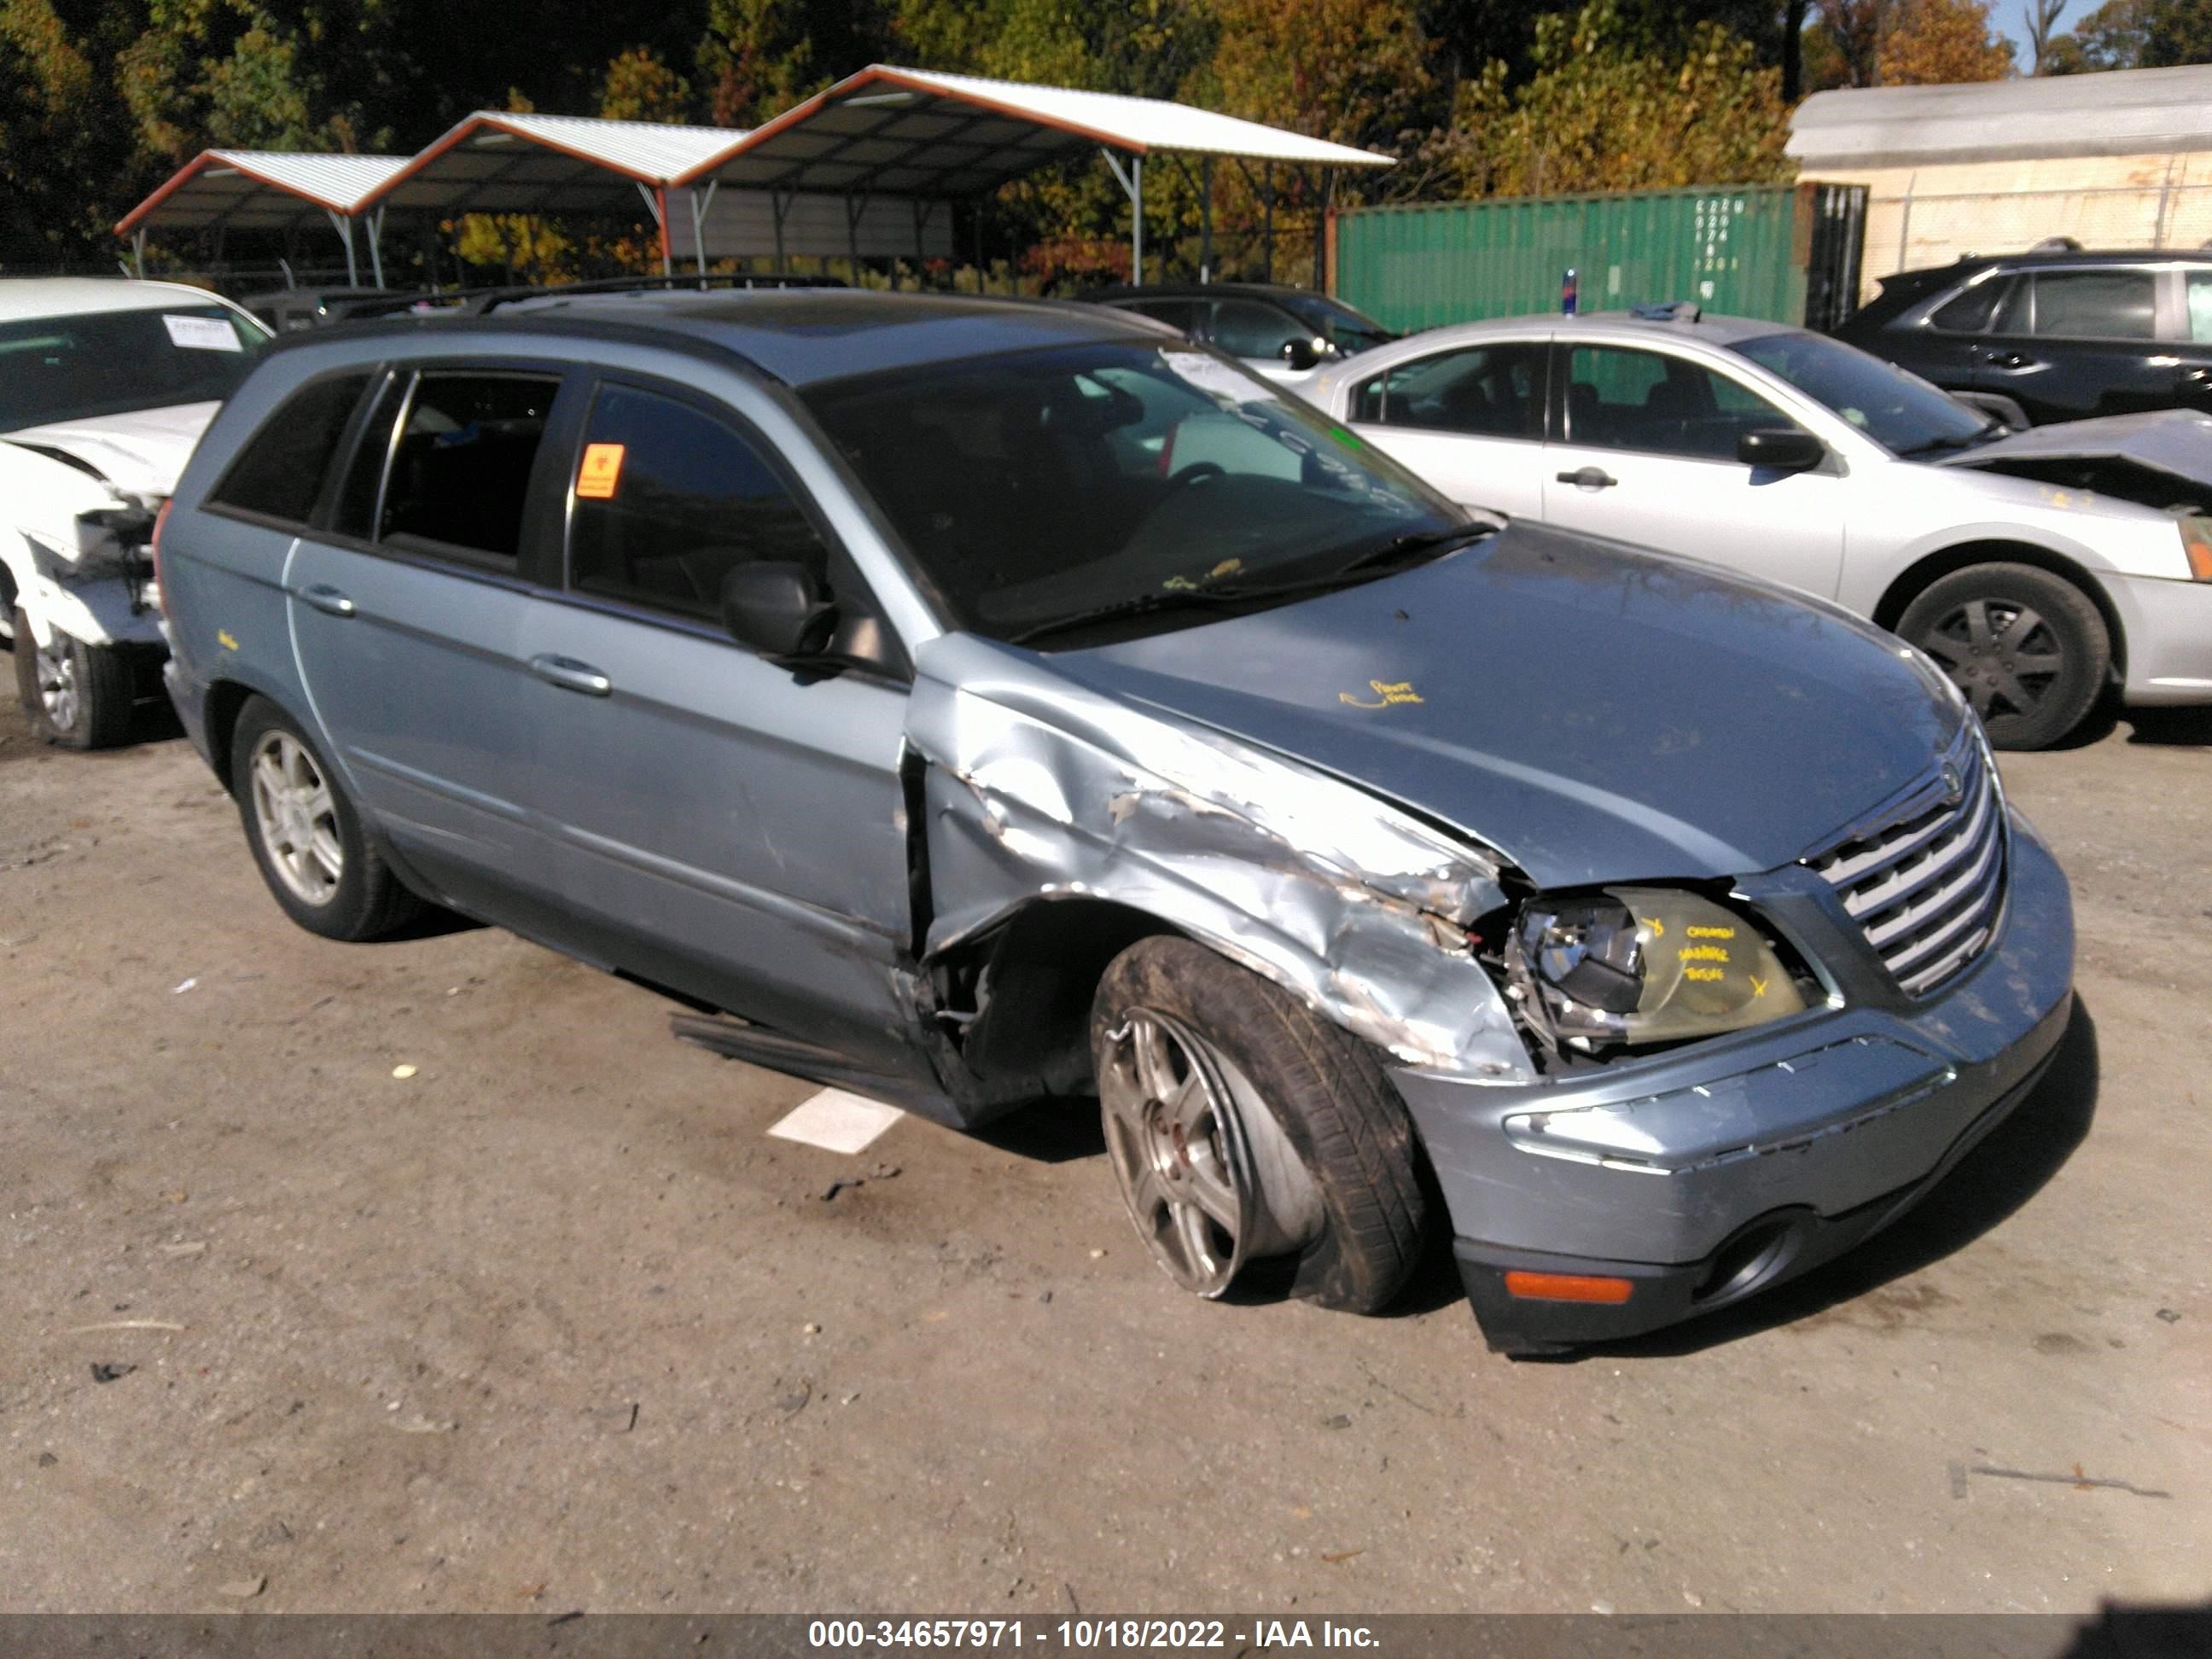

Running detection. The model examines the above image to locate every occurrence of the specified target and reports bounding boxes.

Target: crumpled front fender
[905,633,1536,1081]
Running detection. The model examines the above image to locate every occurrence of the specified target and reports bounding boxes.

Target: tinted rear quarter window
[1208,299,1304,359]
[208,371,372,525]
[1929,277,2008,334]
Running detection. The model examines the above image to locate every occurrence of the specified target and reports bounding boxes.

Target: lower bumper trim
[1457,1037,2062,1355]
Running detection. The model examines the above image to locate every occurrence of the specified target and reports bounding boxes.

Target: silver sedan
[1308,309,2212,748]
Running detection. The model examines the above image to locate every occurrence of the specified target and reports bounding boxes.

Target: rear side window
[368,371,558,562]
[566,385,830,621]
[1353,342,1545,439]
[2011,270,2158,341]
[1118,299,1202,335]
[208,372,371,526]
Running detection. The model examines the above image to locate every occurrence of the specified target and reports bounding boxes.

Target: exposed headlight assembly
[1505,887,1807,1058]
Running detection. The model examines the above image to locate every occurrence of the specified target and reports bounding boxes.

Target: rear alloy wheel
[1899,563,2109,750]
[230,696,423,942]
[1091,937,1429,1313]
[12,608,133,749]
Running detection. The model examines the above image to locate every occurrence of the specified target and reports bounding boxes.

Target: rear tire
[1898,563,2109,750]
[230,695,422,942]
[14,609,133,749]
[1091,937,1429,1314]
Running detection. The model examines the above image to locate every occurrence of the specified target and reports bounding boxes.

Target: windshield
[804,341,1464,646]
[1730,331,1991,457]
[0,303,271,431]
[1278,291,1396,352]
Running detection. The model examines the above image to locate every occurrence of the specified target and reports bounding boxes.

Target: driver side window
[566,385,829,622]
[1565,345,1795,463]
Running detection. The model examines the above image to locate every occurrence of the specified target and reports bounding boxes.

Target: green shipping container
[1333,183,1866,335]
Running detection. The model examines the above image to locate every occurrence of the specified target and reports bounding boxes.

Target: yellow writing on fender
[1340,679,1423,710]
[577,443,626,500]
[216,629,239,651]
[1684,924,1735,939]
[1678,945,1730,963]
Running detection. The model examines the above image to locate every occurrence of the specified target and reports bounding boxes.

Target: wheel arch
[933,896,1186,1105]
[1872,539,2127,680]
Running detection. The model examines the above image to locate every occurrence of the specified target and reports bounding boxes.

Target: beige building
[1788,64,2212,302]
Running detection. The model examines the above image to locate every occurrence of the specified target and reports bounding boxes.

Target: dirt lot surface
[2,690,2208,1618]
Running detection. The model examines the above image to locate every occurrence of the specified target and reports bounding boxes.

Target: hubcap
[1916,598,2064,722]
[1097,1010,1322,1298]
[34,637,78,733]
[249,731,344,906]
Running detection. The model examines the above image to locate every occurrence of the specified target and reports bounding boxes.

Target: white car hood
[1,401,220,497]
[1936,408,2212,500]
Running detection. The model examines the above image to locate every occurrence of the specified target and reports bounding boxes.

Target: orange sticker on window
[577,442,625,499]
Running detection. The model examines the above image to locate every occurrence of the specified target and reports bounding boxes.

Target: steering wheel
[1167,462,1226,488]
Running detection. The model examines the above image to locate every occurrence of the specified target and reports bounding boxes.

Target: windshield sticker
[1339,679,1424,710]
[576,442,626,500]
[162,314,242,352]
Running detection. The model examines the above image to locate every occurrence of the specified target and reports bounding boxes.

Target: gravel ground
[1,690,2207,1616]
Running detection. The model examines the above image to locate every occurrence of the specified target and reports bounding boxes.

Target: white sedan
[2,277,269,748]
[1307,309,2212,748]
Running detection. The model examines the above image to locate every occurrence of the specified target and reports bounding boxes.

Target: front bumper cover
[1394,811,2076,1352]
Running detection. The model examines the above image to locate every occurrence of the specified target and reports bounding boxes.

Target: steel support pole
[131,228,146,278]
[846,195,863,285]
[1100,148,1144,286]
[366,206,386,288]
[325,207,358,288]
[772,191,789,274]
[1264,163,1275,282]
[913,198,927,287]
[689,182,719,278]
[1200,156,1214,282]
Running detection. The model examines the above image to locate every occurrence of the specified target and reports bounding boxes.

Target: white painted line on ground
[767,1089,905,1155]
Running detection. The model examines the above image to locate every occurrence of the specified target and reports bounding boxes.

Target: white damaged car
[2,277,269,747]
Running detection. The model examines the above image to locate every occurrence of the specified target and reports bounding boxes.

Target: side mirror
[1738,427,1826,472]
[721,561,838,660]
[1278,337,1322,372]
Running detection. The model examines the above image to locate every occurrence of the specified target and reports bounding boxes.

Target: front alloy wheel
[1097,1006,1324,1299]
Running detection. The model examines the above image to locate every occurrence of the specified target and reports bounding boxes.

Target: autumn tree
[1432,0,1794,198]
[1877,0,2015,80]
[599,45,691,123]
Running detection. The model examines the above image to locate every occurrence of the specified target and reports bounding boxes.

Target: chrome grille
[1805,732,2007,997]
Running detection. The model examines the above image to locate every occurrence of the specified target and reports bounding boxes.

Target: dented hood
[1,400,219,496]
[1044,522,1964,889]
[1936,407,2212,497]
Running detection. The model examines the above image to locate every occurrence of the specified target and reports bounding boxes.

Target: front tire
[230,696,422,941]
[1091,937,1429,1314]
[1899,563,2109,750]
[13,609,132,749]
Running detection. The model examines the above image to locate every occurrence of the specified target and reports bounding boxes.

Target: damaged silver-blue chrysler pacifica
[157,291,2076,1353]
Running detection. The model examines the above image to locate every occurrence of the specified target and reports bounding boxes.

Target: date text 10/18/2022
[807,1620,1382,1650]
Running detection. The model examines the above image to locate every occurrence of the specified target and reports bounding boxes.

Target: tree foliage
[1803,0,2015,86]
[1430,1,1795,197]
[1,0,1849,273]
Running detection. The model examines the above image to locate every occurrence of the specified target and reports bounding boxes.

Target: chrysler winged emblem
[1940,762,1965,806]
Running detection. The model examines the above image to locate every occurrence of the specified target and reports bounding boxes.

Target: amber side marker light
[1504,1271,1634,1304]
[2183,526,2212,583]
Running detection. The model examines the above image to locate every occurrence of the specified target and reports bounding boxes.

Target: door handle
[1556,466,1618,490]
[298,584,355,618]
[1985,350,2034,370]
[528,654,613,697]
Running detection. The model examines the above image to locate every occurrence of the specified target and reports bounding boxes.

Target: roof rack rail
[474,271,848,315]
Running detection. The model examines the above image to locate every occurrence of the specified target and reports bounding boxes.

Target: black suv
[1080,282,1396,375]
[1833,248,2212,427]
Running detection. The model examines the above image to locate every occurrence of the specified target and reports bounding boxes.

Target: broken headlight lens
[1509,887,1807,1054]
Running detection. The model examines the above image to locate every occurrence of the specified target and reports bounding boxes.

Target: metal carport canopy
[677,65,1394,282]
[367,111,752,274]
[114,151,409,285]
